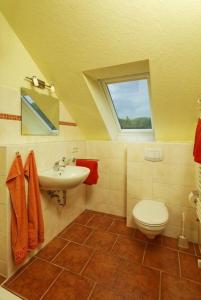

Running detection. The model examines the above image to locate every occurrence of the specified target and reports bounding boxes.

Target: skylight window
[102,75,153,131]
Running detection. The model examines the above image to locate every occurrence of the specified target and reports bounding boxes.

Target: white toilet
[132,199,169,239]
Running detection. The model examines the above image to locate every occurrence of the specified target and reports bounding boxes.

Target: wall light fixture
[25,76,55,93]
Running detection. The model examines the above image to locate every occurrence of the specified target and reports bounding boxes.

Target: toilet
[132,199,169,239]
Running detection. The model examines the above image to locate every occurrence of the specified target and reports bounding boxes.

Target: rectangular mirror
[21,88,59,135]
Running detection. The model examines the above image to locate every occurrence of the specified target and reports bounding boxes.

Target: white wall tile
[127,142,197,241]
[0,148,7,176]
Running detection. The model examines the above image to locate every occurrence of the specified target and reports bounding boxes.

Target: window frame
[100,73,154,134]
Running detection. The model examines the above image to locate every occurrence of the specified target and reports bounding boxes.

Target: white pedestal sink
[38,166,90,190]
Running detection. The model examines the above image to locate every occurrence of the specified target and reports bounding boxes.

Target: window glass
[106,78,152,130]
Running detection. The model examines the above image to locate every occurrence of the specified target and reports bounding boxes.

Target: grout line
[180,275,201,285]
[86,281,97,300]
[82,228,95,245]
[142,243,148,265]
[178,251,181,278]
[7,212,196,299]
[49,263,95,282]
[58,236,71,242]
[109,234,120,253]
[37,241,70,263]
[106,218,115,232]
[85,214,96,227]
[50,242,70,264]
[142,262,167,274]
[40,268,63,300]
[85,214,96,226]
[79,248,97,276]
[61,220,94,233]
[50,260,77,273]
[178,249,196,257]
[32,256,63,271]
[31,258,64,270]
[4,257,37,287]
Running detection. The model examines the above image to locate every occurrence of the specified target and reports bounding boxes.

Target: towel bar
[75,158,99,161]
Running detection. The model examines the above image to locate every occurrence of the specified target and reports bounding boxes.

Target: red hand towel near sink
[76,159,99,185]
[193,119,201,163]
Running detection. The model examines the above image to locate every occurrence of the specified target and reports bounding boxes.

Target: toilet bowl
[132,199,169,239]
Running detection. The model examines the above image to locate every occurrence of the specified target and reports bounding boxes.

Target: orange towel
[24,151,44,249]
[193,119,201,163]
[76,159,99,185]
[6,154,28,264]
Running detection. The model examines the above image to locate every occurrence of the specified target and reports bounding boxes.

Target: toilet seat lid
[133,200,168,225]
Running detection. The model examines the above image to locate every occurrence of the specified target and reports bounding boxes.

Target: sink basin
[38,166,90,190]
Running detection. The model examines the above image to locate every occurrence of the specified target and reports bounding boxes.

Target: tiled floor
[2,210,201,299]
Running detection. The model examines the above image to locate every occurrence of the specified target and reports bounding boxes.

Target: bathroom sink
[38,166,90,190]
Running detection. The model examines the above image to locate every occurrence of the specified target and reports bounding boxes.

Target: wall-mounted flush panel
[144,148,163,162]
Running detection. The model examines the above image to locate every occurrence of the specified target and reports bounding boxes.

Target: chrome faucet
[53,156,76,171]
[61,156,76,166]
[61,157,70,166]
[53,161,60,171]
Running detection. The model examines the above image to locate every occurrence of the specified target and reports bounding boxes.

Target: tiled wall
[86,141,127,216]
[86,141,198,242]
[0,147,8,277]
[1,141,86,277]
[0,140,198,277]
[127,143,197,242]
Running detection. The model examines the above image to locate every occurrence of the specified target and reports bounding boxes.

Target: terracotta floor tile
[111,236,146,263]
[90,285,125,300]
[114,261,160,300]
[85,230,117,251]
[134,230,162,245]
[108,219,135,237]
[5,211,201,300]
[0,275,6,285]
[180,252,201,283]
[161,273,201,300]
[43,270,94,300]
[61,223,93,244]
[5,258,61,300]
[82,251,121,287]
[53,242,93,273]
[144,244,179,276]
[74,210,95,225]
[87,214,114,230]
[57,226,70,238]
[163,236,195,255]
[36,238,68,261]
[3,257,37,287]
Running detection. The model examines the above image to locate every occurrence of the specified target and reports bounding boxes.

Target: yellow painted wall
[0,1,200,141]
[0,12,84,144]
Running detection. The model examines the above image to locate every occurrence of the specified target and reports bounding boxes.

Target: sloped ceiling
[1,0,201,140]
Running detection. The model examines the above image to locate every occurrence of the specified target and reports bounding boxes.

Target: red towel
[24,151,44,249]
[193,119,201,163]
[6,154,28,264]
[76,159,99,185]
